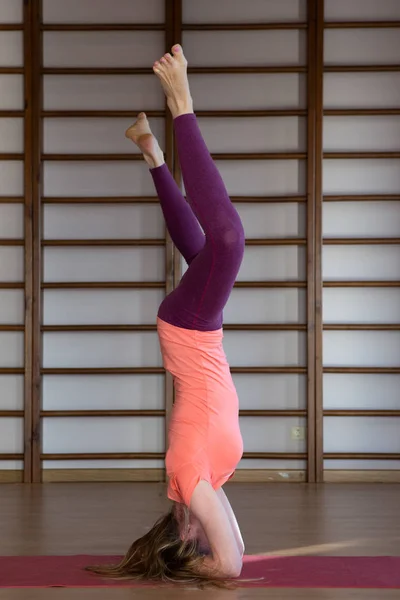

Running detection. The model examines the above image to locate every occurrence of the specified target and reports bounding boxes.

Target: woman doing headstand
[88,44,245,585]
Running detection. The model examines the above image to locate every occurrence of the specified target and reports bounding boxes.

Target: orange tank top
[157,318,243,507]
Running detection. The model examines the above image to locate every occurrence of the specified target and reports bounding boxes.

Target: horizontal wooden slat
[0,454,23,460]
[0,197,25,204]
[0,111,25,118]
[324,195,400,202]
[0,411,24,418]
[0,68,24,74]
[42,152,307,161]
[325,21,400,29]
[41,195,308,205]
[41,324,307,333]
[323,238,400,245]
[324,410,400,417]
[40,452,307,461]
[0,239,24,246]
[324,109,400,116]
[182,23,308,31]
[41,24,165,31]
[0,368,24,375]
[42,109,307,118]
[323,281,400,288]
[41,281,166,289]
[325,65,400,72]
[42,66,308,75]
[324,453,400,460]
[0,325,24,332]
[41,367,307,375]
[235,281,307,289]
[324,367,400,374]
[324,324,400,331]
[0,282,25,289]
[39,409,307,418]
[0,153,24,160]
[0,24,24,31]
[324,152,400,159]
[40,238,307,247]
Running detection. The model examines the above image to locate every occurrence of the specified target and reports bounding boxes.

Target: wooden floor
[1,482,399,599]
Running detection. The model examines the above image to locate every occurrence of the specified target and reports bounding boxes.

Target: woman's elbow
[220,557,243,579]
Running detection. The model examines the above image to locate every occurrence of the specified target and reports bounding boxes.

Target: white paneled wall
[323,0,400,473]
[0,0,24,475]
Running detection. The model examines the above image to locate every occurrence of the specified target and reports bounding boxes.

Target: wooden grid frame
[1,0,399,482]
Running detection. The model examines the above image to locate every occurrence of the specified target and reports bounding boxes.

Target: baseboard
[0,470,23,483]
[324,470,400,483]
[42,468,165,483]
[232,470,306,483]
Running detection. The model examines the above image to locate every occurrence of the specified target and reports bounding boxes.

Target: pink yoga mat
[1,555,399,588]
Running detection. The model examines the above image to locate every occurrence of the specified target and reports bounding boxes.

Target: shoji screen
[0,0,30,483]
[181,0,314,482]
[35,0,172,482]
[322,0,400,481]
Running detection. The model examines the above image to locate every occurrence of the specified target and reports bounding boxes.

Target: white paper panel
[44,118,165,154]
[323,202,400,238]
[44,75,164,111]
[43,460,165,470]
[240,417,307,453]
[225,289,306,324]
[43,0,165,24]
[0,332,24,368]
[0,375,24,410]
[237,459,307,470]
[0,32,22,67]
[238,247,306,281]
[43,162,156,197]
[233,374,306,410]
[215,160,306,196]
[0,75,23,110]
[324,417,400,453]
[0,118,23,153]
[43,32,164,68]
[323,160,400,195]
[43,247,165,283]
[324,117,400,152]
[183,0,306,23]
[323,245,400,281]
[43,205,164,240]
[223,331,306,367]
[183,31,306,67]
[323,331,400,367]
[43,332,161,369]
[0,247,23,281]
[0,0,23,23]
[323,374,400,410]
[325,0,400,21]
[43,289,164,325]
[42,417,164,453]
[0,461,23,470]
[323,288,400,324]
[325,460,400,470]
[198,117,307,154]
[0,161,23,195]
[0,418,23,452]
[0,290,24,324]
[324,74,400,109]
[190,74,306,110]
[42,375,164,410]
[0,204,23,239]
[0,246,24,283]
[238,203,306,240]
[325,30,400,66]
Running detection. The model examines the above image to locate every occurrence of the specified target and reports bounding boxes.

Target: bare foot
[125,112,165,169]
[153,45,194,119]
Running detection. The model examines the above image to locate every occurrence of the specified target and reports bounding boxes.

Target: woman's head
[86,503,223,587]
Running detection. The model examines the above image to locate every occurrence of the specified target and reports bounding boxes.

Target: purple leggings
[151,114,245,331]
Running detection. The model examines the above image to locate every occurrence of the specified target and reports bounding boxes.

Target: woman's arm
[216,487,245,557]
[189,480,243,578]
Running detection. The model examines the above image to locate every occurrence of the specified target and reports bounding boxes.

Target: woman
[88,45,245,585]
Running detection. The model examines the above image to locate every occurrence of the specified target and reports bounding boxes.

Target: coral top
[157,317,243,507]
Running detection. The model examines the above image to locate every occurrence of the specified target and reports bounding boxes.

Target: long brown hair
[86,506,231,588]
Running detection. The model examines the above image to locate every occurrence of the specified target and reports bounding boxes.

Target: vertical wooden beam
[306,0,317,483]
[314,0,325,482]
[31,0,43,483]
[23,0,33,483]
